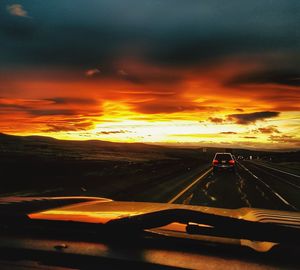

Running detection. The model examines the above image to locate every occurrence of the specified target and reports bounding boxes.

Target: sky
[0,0,299,149]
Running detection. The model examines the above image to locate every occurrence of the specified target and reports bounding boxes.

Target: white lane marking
[168,167,213,204]
[238,162,298,211]
[249,162,300,189]
[251,162,300,178]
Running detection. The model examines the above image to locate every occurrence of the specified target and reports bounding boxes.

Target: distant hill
[0,133,209,196]
[0,133,299,163]
[0,133,201,162]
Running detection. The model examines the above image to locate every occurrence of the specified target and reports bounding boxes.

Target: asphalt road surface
[168,161,300,212]
[2,160,299,212]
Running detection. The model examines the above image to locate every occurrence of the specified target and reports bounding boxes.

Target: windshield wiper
[105,209,300,244]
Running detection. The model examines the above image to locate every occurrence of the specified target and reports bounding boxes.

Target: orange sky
[1,58,299,149]
[1,1,299,149]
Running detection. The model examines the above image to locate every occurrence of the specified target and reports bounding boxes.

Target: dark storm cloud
[146,34,293,68]
[0,0,299,71]
[0,17,36,39]
[142,1,299,67]
[118,73,182,85]
[226,69,300,87]
[227,111,280,124]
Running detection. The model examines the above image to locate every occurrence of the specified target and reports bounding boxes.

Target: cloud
[0,98,52,112]
[118,69,128,76]
[45,122,93,132]
[116,69,182,85]
[132,101,209,114]
[256,126,280,134]
[47,97,97,105]
[226,69,300,87]
[85,68,101,77]
[243,136,257,139]
[7,4,29,17]
[227,111,280,124]
[269,135,300,146]
[1,1,298,71]
[0,1,299,146]
[0,103,27,110]
[235,108,244,112]
[97,130,130,135]
[0,97,100,117]
[220,131,237,134]
[28,109,77,116]
[208,117,225,124]
[0,96,102,134]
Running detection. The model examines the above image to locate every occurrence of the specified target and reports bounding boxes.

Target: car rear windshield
[215,154,232,161]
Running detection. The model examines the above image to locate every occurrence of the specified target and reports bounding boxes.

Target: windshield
[0,0,299,215]
[214,154,232,161]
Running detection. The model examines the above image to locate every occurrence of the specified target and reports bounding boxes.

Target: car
[212,152,236,172]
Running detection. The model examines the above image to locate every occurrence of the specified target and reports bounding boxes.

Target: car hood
[2,196,300,252]
[1,195,299,227]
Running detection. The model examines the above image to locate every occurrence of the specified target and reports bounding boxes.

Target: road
[2,159,299,212]
[168,161,300,212]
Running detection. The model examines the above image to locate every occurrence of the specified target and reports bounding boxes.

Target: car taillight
[213,159,218,164]
[229,160,235,164]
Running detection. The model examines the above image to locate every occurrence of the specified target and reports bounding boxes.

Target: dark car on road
[212,152,236,172]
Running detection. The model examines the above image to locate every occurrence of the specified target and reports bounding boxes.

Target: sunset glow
[1,1,299,149]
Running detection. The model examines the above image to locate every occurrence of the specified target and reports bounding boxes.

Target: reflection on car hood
[2,196,300,252]
[1,195,299,227]
[23,197,299,226]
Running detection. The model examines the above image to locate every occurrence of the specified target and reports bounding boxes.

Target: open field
[1,133,299,211]
[0,133,211,197]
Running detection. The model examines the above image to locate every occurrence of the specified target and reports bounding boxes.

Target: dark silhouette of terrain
[0,133,299,200]
[0,133,209,198]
